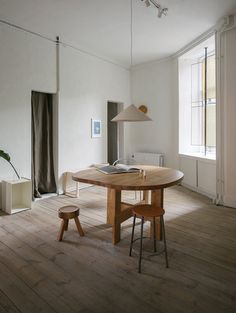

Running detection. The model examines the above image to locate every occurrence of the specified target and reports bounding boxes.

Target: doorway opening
[107,101,124,165]
[31,91,57,199]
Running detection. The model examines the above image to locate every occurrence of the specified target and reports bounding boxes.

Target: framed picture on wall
[91,119,101,138]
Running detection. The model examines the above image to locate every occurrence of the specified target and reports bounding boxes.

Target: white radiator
[133,152,164,167]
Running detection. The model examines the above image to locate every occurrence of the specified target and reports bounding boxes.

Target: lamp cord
[130,0,133,68]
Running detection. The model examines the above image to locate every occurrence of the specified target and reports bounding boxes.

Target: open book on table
[97,164,140,174]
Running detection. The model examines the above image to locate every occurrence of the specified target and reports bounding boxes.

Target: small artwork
[91,119,101,138]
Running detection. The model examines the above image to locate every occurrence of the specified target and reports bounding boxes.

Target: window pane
[202,55,216,100]
[207,55,216,100]
[191,62,203,105]
[202,54,216,150]
[206,103,216,147]
[178,34,216,158]
[191,105,204,145]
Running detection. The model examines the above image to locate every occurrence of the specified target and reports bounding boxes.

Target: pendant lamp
[111,0,152,122]
[111,104,151,122]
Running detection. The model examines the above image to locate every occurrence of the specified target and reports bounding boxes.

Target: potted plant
[0,149,20,179]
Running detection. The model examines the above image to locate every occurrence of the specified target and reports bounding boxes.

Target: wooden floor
[0,186,235,313]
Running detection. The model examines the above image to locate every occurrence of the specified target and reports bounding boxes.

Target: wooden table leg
[143,190,149,203]
[151,189,163,207]
[76,182,79,197]
[150,189,164,240]
[107,188,121,245]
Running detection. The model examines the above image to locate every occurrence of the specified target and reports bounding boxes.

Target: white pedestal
[1,179,32,214]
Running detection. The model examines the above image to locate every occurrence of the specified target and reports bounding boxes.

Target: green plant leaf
[0,149,11,162]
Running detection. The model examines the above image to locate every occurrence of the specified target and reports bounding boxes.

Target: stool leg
[138,216,144,273]
[161,216,169,268]
[65,219,69,231]
[58,219,67,241]
[129,214,136,256]
[74,217,84,236]
[153,217,157,253]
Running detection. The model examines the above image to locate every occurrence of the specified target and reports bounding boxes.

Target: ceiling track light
[141,0,168,18]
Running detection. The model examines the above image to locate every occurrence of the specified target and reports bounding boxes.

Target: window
[178,35,216,159]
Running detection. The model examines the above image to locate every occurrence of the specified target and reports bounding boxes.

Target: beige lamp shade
[111,104,152,122]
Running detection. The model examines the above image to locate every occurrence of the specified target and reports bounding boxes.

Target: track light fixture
[141,0,168,18]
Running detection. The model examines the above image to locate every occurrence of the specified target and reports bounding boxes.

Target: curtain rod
[0,18,128,70]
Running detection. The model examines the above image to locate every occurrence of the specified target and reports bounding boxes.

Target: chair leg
[64,219,69,231]
[58,219,67,241]
[153,217,157,253]
[159,216,163,241]
[138,216,144,273]
[129,214,136,256]
[74,217,85,236]
[161,216,169,268]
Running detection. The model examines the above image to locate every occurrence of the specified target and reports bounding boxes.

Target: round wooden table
[72,166,184,244]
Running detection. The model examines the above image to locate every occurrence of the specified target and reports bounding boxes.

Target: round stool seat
[132,204,165,218]
[130,204,168,273]
[58,205,79,219]
[57,205,84,241]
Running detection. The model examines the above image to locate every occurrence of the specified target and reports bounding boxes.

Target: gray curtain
[31,91,56,198]
[107,102,118,165]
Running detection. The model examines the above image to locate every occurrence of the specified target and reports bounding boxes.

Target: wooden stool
[58,205,84,241]
[129,204,168,273]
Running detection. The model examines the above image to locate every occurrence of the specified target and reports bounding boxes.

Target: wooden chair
[58,205,84,241]
[129,204,169,273]
[63,172,80,198]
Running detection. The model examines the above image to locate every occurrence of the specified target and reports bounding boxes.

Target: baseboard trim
[181,183,216,202]
[223,195,236,208]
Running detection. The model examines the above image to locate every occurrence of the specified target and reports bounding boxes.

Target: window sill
[179,153,216,162]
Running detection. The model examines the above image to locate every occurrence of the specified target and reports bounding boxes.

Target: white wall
[128,58,179,168]
[0,23,57,181]
[0,22,130,194]
[58,46,130,184]
[221,25,236,207]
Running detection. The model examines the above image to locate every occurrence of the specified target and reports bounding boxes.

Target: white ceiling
[0,0,236,67]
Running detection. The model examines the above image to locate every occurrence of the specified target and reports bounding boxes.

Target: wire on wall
[0,18,128,70]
